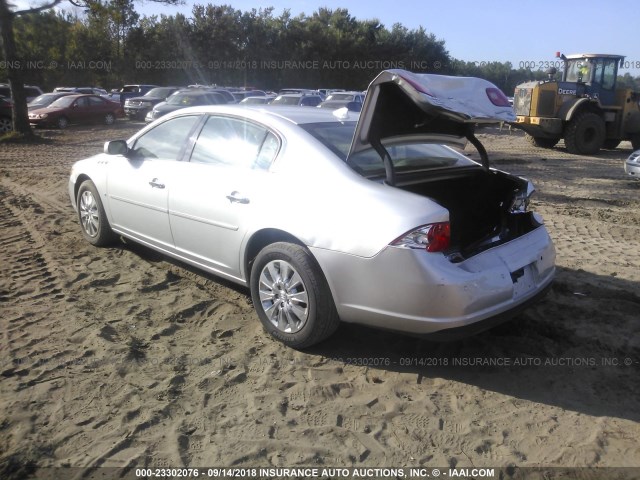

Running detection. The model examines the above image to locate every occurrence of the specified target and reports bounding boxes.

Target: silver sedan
[626,150,640,179]
[69,70,555,348]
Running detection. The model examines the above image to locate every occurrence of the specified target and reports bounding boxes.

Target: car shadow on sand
[305,266,640,423]
[116,238,639,422]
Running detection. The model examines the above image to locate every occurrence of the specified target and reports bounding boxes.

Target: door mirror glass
[104,140,128,155]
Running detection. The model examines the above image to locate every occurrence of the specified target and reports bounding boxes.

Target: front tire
[104,113,116,125]
[0,116,12,134]
[77,180,116,246]
[632,134,640,150]
[250,242,339,349]
[57,116,69,129]
[526,134,559,149]
[564,112,605,155]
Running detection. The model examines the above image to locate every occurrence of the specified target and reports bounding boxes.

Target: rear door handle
[226,191,250,204]
[149,178,165,189]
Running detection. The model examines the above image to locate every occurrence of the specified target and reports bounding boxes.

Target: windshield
[30,94,60,105]
[272,96,300,105]
[566,59,591,82]
[167,93,202,105]
[326,93,355,101]
[301,122,478,177]
[145,88,174,98]
[48,96,76,108]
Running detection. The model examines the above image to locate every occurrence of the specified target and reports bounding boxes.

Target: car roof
[565,53,625,60]
[160,104,358,125]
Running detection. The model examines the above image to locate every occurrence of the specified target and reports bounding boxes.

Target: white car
[626,150,640,179]
[69,70,555,348]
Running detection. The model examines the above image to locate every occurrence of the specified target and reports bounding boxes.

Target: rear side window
[189,115,279,170]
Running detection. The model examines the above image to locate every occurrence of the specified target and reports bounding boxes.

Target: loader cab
[561,54,623,106]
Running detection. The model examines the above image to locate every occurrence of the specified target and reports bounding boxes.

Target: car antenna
[464,125,489,170]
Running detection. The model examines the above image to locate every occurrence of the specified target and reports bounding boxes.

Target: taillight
[390,222,451,252]
[486,87,511,107]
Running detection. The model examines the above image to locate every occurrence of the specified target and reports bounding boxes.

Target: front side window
[131,115,200,161]
[189,115,278,170]
[75,97,89,108]
[88,96,106,106]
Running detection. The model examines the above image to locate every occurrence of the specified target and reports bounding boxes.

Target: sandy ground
[1,122,639,478]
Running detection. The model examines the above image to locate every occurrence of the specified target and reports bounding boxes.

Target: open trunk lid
[347,70,515,178]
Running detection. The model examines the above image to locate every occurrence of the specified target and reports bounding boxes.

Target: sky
[11,0,640,74]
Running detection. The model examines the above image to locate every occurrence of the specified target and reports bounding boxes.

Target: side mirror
[104,140,128,155]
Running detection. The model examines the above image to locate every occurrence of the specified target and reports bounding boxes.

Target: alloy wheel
[258,259,309,333]
[79,190,99,237]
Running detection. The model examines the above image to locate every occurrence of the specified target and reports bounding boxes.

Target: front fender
[558,98,594,121]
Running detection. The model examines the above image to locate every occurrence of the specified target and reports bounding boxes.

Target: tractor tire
[603,139,621,150]
[564,112,605,155]
[526,134,559,149]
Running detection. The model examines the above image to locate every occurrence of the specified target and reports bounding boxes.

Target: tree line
[1,2,556,94]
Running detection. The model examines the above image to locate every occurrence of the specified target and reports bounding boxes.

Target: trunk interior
[398,168,542,260]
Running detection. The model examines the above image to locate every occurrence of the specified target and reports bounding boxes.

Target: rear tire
[564,112,605,155]
[77,180,117,247]
[526,134,559,149]
[104,113,116,125]
[632,134,640,150]
[250,242,339,349]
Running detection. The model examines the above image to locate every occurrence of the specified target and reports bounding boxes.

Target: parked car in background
[626,150,640,179]
[232,90,267,102]
[0,84,44,103]
[271,93,323,107]
[68,69,554,349]
[318,88,345,97]
[124,87,181,120]
[145,90,228,122]
[54,87,108,95]
[107,84,157,106]
[28,94,123,129]
[0,95,12,133]
[240,96,275,105]
[208,88,237,104]
[28,92,74,110]
[278,88,316,95]
[318,91,365,111]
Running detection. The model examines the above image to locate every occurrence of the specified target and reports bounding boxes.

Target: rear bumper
[310,225,555,336]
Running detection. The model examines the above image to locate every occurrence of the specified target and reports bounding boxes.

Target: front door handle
[149,178,165,189]
[226,191,250,204]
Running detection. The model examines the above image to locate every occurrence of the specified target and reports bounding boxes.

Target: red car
[28,94,123,129]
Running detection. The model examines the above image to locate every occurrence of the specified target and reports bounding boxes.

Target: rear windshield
[272,96,300,105]
[301,122,478,177]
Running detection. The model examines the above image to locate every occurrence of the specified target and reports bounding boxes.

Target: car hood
[29,106,64,115]
[155,102,184,112]
[127,95,164,103]
[348,69,515,159]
